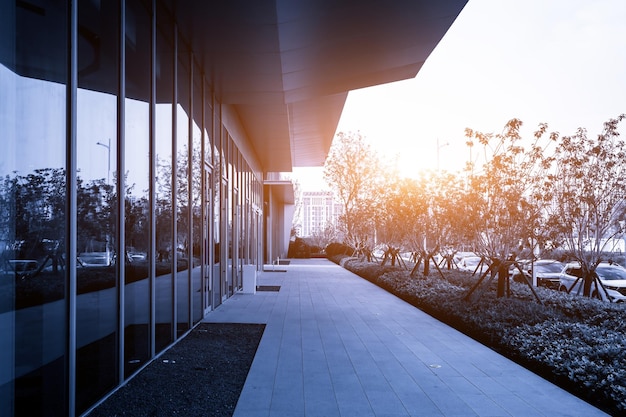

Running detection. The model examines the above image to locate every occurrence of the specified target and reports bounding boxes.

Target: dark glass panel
[0,2,68,416]
[175,42,190,338]
[124,0,152,378]
[192,62,203,324]
[76,1,120,413]
[155,6,174,353]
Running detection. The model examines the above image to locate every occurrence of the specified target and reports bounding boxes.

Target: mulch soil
[87,323,265,417]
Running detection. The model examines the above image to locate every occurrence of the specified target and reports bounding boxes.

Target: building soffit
[174,0,468,173]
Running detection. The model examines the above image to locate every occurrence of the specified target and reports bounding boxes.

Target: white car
[78,251,114,267]
[511,259,564,289]
[558,262,626,302]
[459,256,491,274]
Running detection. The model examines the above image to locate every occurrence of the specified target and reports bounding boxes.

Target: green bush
[288,237,311,258]
[325,242,353,257]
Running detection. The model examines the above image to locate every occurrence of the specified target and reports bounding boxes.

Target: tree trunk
[496,260,507,298]
[583,274,594,297]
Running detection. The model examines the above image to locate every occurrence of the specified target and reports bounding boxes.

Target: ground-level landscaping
[332,255,626,417]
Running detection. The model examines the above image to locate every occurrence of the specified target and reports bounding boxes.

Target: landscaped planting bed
[334,256,626,416]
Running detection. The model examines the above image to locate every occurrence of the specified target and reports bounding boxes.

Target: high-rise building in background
[298,191,343,237]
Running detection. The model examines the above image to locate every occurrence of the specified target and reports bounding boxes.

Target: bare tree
[309,222,339,251]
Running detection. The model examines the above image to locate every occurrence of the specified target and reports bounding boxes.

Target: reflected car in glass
[78,251,114,267]
[126,247,147,262]
[5,259,39,278]
[558,262,626,303]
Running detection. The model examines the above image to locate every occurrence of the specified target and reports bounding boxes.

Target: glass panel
[191,63,203,324]
[155,10,174,353]
[0,3,68,415]
[124,0,151,378]
[203,85,214,313]
[76,1,119,413]
[175,45,190,338]
[203,167,213,314]
[212,120,221,307]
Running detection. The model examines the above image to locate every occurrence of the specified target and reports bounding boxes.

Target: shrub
[325,242,353,257]
[288,237,311,258]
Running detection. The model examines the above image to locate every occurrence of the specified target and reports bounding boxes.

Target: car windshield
[596,266,626,281]
[536,263,562,273]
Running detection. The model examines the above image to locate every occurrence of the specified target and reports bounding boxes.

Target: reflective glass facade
[0,1,263,415]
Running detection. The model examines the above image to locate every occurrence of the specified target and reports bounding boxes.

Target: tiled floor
[203,259,609,417]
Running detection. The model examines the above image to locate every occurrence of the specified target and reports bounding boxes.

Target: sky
[294,0,626,190]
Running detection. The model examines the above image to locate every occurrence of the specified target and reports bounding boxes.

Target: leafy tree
[392,171,469,276]
[323,131,382,257]
[542,114,626,298]
[463,119,551,299]
[76,176,115,253]
[375,176,415,268]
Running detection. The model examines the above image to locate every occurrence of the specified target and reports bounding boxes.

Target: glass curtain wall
[0,1,263,415]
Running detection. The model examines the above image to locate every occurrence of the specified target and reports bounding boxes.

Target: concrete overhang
[174,0,468,172]
[264,172,296,204]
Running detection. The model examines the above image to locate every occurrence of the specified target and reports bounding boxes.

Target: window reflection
[192,97,203,323]
[175,49,190,335]
[0,0,267,414]
[1,18,68,417]
[124,0,152,378]
[75,0,120,410]
[155,13,174,352]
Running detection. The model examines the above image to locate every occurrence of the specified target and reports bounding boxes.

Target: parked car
[459,256,490,274]
[6,259,38,277]
[78,251,114,267]
[126,247,147,262]
[511,259,564,289]
[558,262,626,302]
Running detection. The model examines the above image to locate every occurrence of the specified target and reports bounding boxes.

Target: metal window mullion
[117,0,127,385]
[66,1,78,416]
[171,24,178,341]
[149,0,157,359]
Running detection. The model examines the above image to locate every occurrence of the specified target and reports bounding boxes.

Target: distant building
[299,191,343,237]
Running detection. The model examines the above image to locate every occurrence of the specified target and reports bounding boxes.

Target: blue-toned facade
[1,1,264,415]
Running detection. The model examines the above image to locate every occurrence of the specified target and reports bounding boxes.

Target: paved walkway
[203,258,609,417]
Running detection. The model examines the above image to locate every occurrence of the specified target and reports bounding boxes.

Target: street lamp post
[437,138,449,171]
[96,138,111,184]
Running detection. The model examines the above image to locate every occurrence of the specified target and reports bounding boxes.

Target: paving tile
[203,259,609,417]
